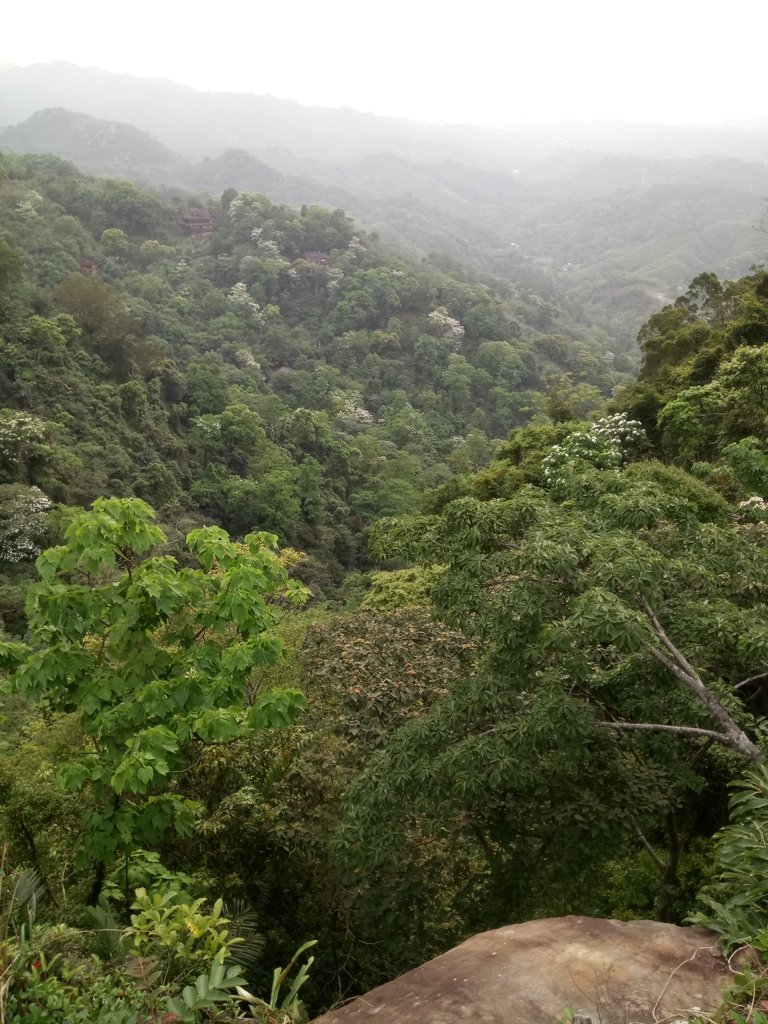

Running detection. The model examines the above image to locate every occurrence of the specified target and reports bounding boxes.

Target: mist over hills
[1,60,766,345]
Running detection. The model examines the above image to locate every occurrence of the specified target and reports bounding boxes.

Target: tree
[0,409,49,482]
[0,497,309,901]
[0,239,22,298]
[338,431,768,938]
[0,484,52,563]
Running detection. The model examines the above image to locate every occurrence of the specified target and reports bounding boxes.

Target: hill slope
[2,62,766,346]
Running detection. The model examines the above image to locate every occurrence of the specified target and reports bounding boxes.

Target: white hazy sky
[3,0,767,126]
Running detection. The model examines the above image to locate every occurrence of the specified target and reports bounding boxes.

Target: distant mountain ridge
[0,107,189,186]
[4,61,768,164]
[2,61,766,345]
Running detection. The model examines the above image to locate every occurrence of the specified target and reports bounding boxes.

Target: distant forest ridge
[1,61,766,345]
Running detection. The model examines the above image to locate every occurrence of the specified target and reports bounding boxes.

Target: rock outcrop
[314,916,733,1024]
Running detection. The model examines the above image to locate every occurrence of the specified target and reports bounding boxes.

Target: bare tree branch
[734,670,768,692]
[634,823,666,871]
[641,598,699,679]
[600,721,729,743]
[639,598,763,764]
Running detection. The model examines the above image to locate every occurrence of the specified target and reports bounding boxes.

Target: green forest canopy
[1,150,768,1021]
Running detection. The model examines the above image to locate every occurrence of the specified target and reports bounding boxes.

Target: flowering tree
[0,409,47,479]
[227,282,266,328]
[427,307,465,348]
[541,413,646,494]
[0,485,52,562]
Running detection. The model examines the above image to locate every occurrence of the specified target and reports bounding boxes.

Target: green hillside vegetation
[2,61,766,350]
[0,150,620,607]
[1,146,768,1023]
[0,107,190,187]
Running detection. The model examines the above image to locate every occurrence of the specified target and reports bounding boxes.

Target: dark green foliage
[337,443,768,958]
[175,605,479,1005]
[303,606,477,750]
[621,461,730,522]
[619,270,768,468]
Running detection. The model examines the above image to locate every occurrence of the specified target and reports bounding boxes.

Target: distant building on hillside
[181,211,215,236]
[77,257,99,275]
[302,251,329,265]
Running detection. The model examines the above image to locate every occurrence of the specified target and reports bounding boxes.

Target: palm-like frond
[86,898,129,961]
[223,899,265,969]
[1,865,45,938]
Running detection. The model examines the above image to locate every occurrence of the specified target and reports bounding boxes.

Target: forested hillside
[2,61,766,350]
[2,142,768,1024]
[0,151,620,611]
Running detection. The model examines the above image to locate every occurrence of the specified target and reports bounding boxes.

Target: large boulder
[314,916,732,1024]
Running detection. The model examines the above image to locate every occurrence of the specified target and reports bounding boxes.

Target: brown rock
[314,916,731,1024]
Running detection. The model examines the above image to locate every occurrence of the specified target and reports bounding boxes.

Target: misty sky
[3,0,766,126]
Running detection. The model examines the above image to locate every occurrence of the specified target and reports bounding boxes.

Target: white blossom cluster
[0,487,52,562]
[16,189,44,218]
[192,417,222,439]
[258,239,284,262]
[0,410,47,466]
[333,391,374,428]
[588,413,646,450]
[327,266,344,293]
[245,226,286,263]
[738,495,768,522]
[228,194,259,227]
[428,307,465,342]
[227,283,265,326]
[347,236,366,258]
[335,332,357,352]
[542,413,646,487]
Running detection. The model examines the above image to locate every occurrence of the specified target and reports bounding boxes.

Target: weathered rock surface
[314,916,732,1024]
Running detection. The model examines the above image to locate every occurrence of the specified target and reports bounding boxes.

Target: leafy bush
[690,766,768,951]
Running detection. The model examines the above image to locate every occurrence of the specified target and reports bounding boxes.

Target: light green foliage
[0,856,262,1024]
[125,887,240,979]
[691,767,768,950]
[0,152,626,593]
[244,939,317,1024]
[0,497,309,880]
[102,849,196,904]
[657,382,726,463]
[359,566,444,611]
[0,710,86,903]
[165,961,248,1022]
[4,959,143,1024]
[0,856,127,1024]
[687,767,768,1024]
[723,438,768,499]
[624,269,768,476]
